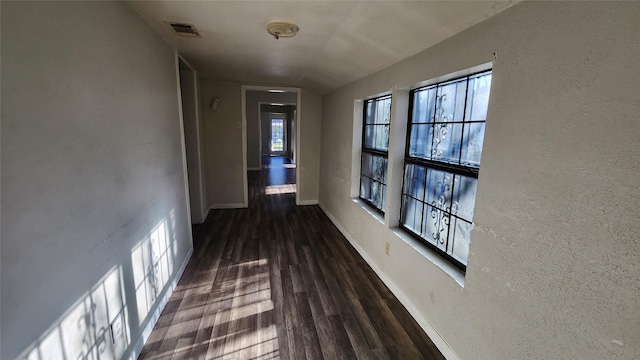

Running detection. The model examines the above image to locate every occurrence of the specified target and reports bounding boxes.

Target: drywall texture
[202,81,321,205]
[319,2,640,360]
[246,91,297,169]
[201,80,245,207]
[299,90,322,203]
[1,2,193,359]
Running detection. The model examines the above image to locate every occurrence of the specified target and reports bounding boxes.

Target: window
[360,95,391,214]
[400,70,492,271]
[271,118,284,152]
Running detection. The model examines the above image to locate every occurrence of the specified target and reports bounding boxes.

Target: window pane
[412,86,436,123]
[403,163,426,200]
[374,124,390,152]
[423,204,449,251]
[436,79,467,122]
[466,72,492,121]
[365,101,375,124]
[401,195,423,234]
[382,157,388,183]
[361,153,372,178]
[360,175,371,200]
[366,179,385,212]
[371,155,385,182]
[461,122,485,167]
[375,97,391,124]
[370,181,381,206]
[425,168,453,212]
[409,124,431,159]
[451,217,472,264]
[364,125,375,149]
[452,175,478,221]
[431,122,462,164]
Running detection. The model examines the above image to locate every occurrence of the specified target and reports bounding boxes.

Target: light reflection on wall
[131,218,175,325]
[19,266,130,360]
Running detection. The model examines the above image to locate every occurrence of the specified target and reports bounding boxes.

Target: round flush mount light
[267,22,299,40]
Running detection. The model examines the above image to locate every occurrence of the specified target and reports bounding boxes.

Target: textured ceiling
[130,1,517,94]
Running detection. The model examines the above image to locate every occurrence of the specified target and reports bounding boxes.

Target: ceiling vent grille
[165,22,201,38]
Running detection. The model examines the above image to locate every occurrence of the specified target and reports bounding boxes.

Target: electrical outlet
[110,315,123,344]
[385,242,390,256]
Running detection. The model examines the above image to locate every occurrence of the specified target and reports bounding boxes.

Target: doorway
[177,57,206,225]
[259,104,296,161]
[241,86,301,206]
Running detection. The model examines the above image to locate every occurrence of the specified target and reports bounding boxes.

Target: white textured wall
[1,2,193,359]
[299,90,322,203]
[319,2,640,359]
[201,80,245,207]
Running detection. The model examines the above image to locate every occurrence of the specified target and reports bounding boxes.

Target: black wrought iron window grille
[360,95,392,214]
[400,70,492,271]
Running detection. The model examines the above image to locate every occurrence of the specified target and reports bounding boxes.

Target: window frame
[400,69,492,272]
[359,94,392,215]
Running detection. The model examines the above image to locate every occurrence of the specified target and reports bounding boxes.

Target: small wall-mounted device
[210,97,219,110]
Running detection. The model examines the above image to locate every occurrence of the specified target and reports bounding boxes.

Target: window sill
[391,228,466,287]
[352,198,385,225]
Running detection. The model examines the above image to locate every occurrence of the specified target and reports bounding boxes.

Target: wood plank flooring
[138,157,445,360]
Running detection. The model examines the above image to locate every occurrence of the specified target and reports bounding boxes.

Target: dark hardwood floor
[139,156,445,359]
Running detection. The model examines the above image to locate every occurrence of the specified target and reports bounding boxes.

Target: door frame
[241,86,301,206]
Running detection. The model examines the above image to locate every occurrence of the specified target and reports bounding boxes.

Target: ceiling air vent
[165,22,201,38]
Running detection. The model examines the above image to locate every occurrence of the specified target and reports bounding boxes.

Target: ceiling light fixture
[267,22,299,40]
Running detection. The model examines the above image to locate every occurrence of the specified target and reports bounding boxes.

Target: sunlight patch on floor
[141,258,280,359]
[265,184,296,195]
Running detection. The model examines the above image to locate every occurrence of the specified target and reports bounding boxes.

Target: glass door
[270,118,285,154]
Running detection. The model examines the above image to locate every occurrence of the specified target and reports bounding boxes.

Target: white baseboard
[128,246,193,360]
[201,207,211,222]
[298,199,318,206]
[317,203,461,360]
[209,203,246,209]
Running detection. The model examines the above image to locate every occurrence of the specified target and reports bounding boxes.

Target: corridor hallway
[138,157,445,359]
